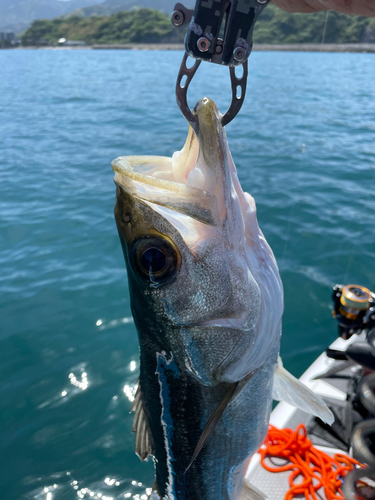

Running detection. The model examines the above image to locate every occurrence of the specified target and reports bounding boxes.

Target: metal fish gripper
[176,53,248,135]
[172,0,271,133]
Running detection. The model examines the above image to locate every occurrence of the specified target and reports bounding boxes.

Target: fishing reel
[332,284,375,340]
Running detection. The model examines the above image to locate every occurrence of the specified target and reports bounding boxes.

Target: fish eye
[130,237,180,286]
[141,248,166,274]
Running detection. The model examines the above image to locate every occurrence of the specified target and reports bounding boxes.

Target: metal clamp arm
[176,53,247,134]
[172,0,270,67]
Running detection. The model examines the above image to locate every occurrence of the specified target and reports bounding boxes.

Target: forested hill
[22,9,184,45]
[21,5,375,46]
[256,5,375,44]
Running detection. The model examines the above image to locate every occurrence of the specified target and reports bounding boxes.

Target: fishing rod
[171,0,270,132]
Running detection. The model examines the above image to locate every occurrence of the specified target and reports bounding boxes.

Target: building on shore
[0,32,20,48]
[58,38,86,47]
[21,37,49,46]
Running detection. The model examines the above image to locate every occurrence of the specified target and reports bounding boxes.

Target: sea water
[0,49,374,500]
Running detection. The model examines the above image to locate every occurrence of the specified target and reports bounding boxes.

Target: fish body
[112,98,331,499]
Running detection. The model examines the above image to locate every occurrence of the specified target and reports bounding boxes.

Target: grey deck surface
[246,361,360,500]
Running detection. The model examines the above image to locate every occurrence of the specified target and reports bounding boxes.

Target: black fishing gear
[172,1,271,132]
[172,0,269,66]
[306,285,375,497]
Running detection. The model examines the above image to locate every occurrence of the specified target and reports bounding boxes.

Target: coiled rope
[259,424,364,500]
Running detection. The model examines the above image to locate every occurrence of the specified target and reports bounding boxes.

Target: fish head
[113,98,283,385]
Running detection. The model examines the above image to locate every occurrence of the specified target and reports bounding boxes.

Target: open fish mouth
[112,98,217,191]
[112,98,232,228]
[112,152,219,227]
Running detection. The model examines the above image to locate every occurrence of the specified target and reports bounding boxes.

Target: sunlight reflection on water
[123,384,137,403]
[35,475,153,500]
[96,317,134,331]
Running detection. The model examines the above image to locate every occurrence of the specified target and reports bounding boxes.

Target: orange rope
[259,424,365,500]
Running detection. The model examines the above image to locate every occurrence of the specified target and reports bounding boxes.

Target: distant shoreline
[8,43,375,53]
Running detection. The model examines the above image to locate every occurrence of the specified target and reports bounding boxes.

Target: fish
[112,97,333,500]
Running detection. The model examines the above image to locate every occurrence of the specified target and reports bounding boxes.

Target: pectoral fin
[131,383,155,461]
[185,370,257,473]
[272,357,334,425]
[239,479,267,500]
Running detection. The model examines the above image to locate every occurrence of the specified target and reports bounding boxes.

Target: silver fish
[112,98,332,500]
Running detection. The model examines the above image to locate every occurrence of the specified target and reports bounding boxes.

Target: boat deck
[245,334,364,499]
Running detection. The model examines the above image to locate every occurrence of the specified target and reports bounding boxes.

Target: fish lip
[112,155,179,190]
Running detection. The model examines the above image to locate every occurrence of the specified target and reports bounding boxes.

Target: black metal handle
[172,0,270,67]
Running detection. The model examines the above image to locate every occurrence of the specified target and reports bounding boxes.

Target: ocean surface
[0,48,374,500]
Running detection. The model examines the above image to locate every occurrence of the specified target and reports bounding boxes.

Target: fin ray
[131,383,155,461]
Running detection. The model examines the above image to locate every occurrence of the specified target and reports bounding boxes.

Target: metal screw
[233,46,247,62]
[256,0,268,4]
[172,10,185,27]
[197,37,210,52]
[215,43,223,55]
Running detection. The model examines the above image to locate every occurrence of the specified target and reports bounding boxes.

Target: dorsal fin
[131,383,155,461]
[185,369,257,473]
